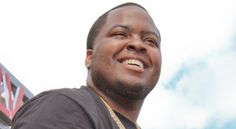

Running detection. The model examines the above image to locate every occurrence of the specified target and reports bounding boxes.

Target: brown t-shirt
[11,86,138,129]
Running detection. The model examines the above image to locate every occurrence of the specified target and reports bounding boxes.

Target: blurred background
[0,0,235,128]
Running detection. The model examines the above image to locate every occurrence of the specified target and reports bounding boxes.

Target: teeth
[122,59,144,68]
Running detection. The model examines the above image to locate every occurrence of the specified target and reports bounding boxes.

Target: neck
[88,84,144,122]
[104,93,144,122]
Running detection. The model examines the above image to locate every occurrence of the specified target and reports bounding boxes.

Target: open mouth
[118,58,149,69]
[122,59,144,68]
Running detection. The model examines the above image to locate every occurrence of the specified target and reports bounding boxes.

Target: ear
[85,49,93,69]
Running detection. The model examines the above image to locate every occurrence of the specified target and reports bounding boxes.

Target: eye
[144,38,159,48]
[113,32,128,39]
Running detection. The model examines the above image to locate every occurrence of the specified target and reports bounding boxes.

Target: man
[12,2,161,129]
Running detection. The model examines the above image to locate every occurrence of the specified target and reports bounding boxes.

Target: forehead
[105,6,159,34]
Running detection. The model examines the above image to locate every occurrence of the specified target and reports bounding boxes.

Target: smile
[122,59,144,69]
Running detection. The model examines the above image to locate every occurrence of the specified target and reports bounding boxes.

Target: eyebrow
[109,25,131,32]
[109,24,160,40]
[141,31,161,40]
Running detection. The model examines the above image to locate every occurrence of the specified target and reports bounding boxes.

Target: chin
[96,79,150,101]
[91,67,154,101]
[108,80,153,100]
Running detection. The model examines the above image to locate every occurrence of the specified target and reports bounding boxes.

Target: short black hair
[86,2,148,49]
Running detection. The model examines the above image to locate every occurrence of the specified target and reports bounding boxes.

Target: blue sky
[0,0,236,129]
[139,26,236,128]
[169,44,236,128]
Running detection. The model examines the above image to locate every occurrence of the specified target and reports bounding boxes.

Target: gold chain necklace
[99,96,141,129]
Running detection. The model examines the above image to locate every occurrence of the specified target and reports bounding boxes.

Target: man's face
[87,6,161,100]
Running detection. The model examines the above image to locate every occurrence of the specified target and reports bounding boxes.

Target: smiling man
[12,2,161,129]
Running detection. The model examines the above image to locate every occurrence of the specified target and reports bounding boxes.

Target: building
[0,63,33,129]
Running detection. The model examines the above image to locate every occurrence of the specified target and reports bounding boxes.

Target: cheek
[92,41,125,64]
[150,49,162,67]
[95,38,125,54]
[92,44,112,62]
[150,50,162,78]
[91,47,116,72]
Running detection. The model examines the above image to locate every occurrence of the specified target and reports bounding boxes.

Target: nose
[126,39,147,54]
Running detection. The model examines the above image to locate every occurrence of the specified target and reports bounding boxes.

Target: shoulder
[12,86,117,129]
[48,86,102,109]
[13,86,97,118]
[11,86,96,128]
[21,86,95,108]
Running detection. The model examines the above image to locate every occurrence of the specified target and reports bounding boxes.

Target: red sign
[0,65,29,125]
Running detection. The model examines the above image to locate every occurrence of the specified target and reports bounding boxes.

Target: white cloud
[139,45,236,129]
